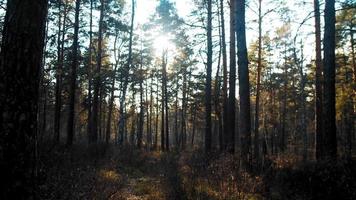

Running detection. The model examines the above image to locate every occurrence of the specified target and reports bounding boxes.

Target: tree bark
[236,0,251,169]
[118,0,135,145]
[92,0,105,143]
[322,0,337,160]
[138,47,144,148]
[54,1,68,143]
[87,0,94,142]
[161,52,166,151]
[254,0,262,162]
[0,0,48,197]
[106,34,119,144]
[227,0,236,154]
[67,0,81,146]
[314,0,324,161]
[220,0,228,151]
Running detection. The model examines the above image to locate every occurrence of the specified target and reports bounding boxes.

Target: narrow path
[108,151,185,200]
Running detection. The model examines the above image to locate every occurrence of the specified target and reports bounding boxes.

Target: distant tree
[67,0,81,146]
[118,0,135,145]
[92,0,106,143]
[205,0,213,153]
[54,0,69,144]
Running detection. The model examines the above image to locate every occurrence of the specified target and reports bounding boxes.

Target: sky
[136,0,192,25]
[134,0,318,58]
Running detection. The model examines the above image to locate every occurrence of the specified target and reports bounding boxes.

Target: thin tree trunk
[54,1,68,143]
[91,0,105,143]
[163,51,170,151]
[314,0,324,160]
[205,0,213,153]
[106,62,118,144]
[67,0,81,146]
[175,80,179,147]
[220,0,228,151]
[227,0,236,154]
[87,0,94,141]
[191,103,197,146]
[281,44,288,152]
[214,0,223,150]
[155,76,159,150]
[118,0,135,145]
[161,51,166,151]
[181,67,187,149]
[254,0,262,162]
[138,47,144,148]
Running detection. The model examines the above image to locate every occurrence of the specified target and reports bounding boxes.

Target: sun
[153,34,176,57]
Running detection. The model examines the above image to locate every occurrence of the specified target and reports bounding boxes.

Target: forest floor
[37,144,356,200]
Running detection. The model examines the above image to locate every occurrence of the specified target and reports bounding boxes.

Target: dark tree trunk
[162,51,169,151]
[161,52,166,151]
[67,0,81,146]
[155,77,159,150]
[205,0,213,153]
[0,0,48,197]
[281,45,288,152]
[147,81,153,149]
[191,103,197,146]
[322,0,337,160]
[214,7,223,150]
[54,1,63,143]
[138,50,144,148]
[181,67,187,149]
[227,0,236,154]
[118,0,135,145]
[106,48,119,144]
[174,80,179,147]
[236,0,251,169]
[92,0,105,143]
[254,0,262,162]
[54,2,68,143]
[314,0,324,161]
[87,0,94,141]
[220,0,228,150]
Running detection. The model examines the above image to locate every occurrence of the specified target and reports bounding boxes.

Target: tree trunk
[0,0,48,197]
[181,67,187,149]
[227,0,236,154]
[220,0,228,151]
[118,0,135,145]
[174,80,179,147]
[67,0,81,146]
[87,0,94,142]
[254,0,262,162]
[162,51,169,151]
[54,1,68,144]
[322,0,337,160]
[155,77,159,150]
[236,0,251,169]
[91,0,105,143]
[106,33,120,144]
[138,49,144,148]
[314,0,324,161]
[205,0,213,153]
[161,52,166,151]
